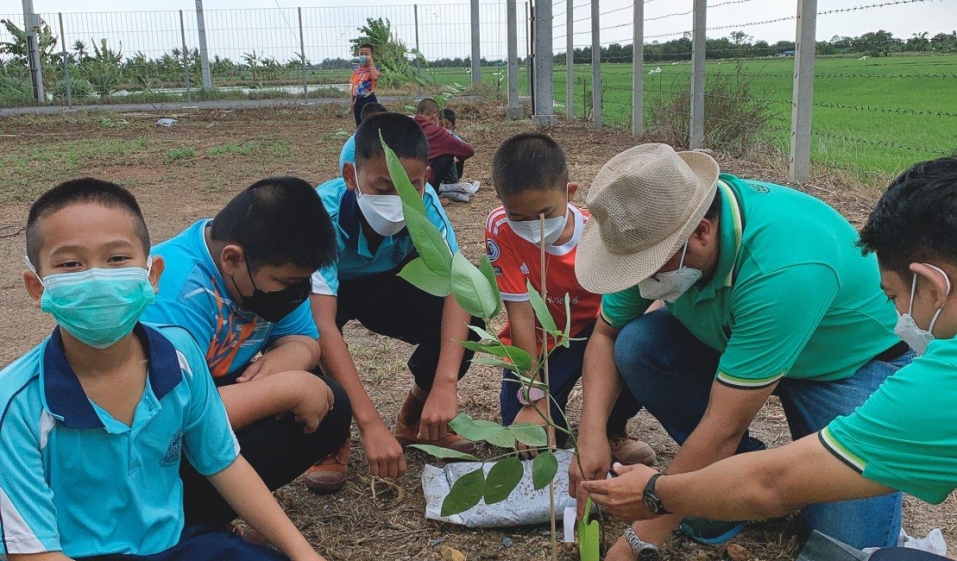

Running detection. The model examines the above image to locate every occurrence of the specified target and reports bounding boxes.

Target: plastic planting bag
[422,449,579,527]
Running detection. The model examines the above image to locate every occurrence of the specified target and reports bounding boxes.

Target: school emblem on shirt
[486,239,501,262]
[161,430,183,467]
[520,262,530,275]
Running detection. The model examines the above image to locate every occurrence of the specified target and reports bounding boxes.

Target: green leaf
[531,450,559,490]
[404,204,453,275]
[398,257,451,297]
[441,468,486,516]
[468,324,499,342]
[406,444,479,461]
[451,252,500,319]
[578,497,601,561]
[449,414,505,442]
[484,423,522,448]
[381,131,426,216]
[526,279,559,335]
[471,355,518,372]
[510,423,549,447]
[459,341,533,373]
[478,253,502,316]
[483,456,525,505]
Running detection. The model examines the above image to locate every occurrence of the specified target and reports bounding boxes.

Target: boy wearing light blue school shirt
[310,112,484,485]
[338,102,387,175]
[0,178,328,561]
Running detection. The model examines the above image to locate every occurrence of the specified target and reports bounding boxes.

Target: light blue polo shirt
[339,135,356,174]
[0,324,239,558]
[142,220,319,382]
[310,177,459,296]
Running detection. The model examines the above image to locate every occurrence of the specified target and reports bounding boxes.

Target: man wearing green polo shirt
[568,144,912,560]
[581,156,957,561]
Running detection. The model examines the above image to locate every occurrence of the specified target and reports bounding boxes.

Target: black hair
[209,176,337,272]
[859,156,957,278]
[440,108,456,124]
[416,98,440,116]
[359,102,387,122]
[491,132,568,196]
[354,112,429,165]
[26,177,150,268]
[359,43,374,53]
[704,187,723,220]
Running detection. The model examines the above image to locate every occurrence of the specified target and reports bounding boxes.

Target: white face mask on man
[637,242,703,303]
[352,165,406,237]
[895,263,952,356]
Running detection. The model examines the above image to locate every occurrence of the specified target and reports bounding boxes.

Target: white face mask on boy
[352,165,406,237]
[895,263,952,356]
[507,186,570,246]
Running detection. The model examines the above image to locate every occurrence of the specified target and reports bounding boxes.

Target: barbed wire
[813,102,957,118]
[814,132,952,155]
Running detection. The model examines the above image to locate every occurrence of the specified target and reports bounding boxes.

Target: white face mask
[895,264,951,356]
[353,166,406,237]
[637,242,703,303]
[509,209,568,246]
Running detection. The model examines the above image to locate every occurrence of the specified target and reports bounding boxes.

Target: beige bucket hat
[576,143,719,294]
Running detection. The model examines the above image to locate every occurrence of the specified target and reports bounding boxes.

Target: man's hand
[513,400,554,458]
[418,383,457,442]
[582,463,660,522]
[605,534,639,561]
[290,377,335,434]
[360,421,407,479]
[570,431,613,519]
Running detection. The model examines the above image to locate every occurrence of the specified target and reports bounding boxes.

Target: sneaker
[608,433,657,466]
[303,438,350,494]
[680,517,746,545]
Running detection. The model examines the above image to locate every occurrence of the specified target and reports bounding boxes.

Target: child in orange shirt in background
[350,43,380,126]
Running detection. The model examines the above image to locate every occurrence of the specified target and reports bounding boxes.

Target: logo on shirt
[161,430,183,467]
[486,239,501,262]
[747,182,770,193]
[492,266,503,277]
[520,262,530,276]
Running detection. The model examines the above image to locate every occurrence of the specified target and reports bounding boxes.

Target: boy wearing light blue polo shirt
[0,178,328,560]
[338,102,387,175]
[310,113,483,483]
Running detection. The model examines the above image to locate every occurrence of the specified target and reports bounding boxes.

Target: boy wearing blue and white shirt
[0,178,328,561]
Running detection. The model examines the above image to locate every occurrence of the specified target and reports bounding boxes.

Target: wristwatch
[642,473,670,515]
[624,526,662,561]
[517,386,546,406]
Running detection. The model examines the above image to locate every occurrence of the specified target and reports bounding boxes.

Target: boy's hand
[513,400,555,458]
[291,377,334,433]
[570,431,612,519]
[419,383,457,441]
[360,421,407,478]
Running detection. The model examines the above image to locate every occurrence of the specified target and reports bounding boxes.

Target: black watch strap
[643,473,670,515]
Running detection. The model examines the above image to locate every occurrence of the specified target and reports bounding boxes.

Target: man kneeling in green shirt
[582,156,957,561]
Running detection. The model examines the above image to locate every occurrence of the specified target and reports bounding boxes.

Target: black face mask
[233,261,311,323]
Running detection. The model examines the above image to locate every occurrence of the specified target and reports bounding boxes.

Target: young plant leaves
[470,355,518,372]
[468,324,500,342]
[531,450,559,490]
[483,456,524,505]
[404,204,453,275]
[459,341,534,373]
[441,468,486,516]
[526,279,559,335]
[398,257,452,297]
[380,131,426,216]
[449,414,506,442]
[578,497,601,561]
[407,444,479,461]
[451,252,500,319]
[509,423,549,447]
[478,253,502,316]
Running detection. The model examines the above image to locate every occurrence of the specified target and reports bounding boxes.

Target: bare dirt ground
[1,102,954,560]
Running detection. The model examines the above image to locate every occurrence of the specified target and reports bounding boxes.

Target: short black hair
[359,43,374,53]
[416,98,439,116]
[858,156,957,278]
[360,102,387,122]
[440,108,456,124]
[210,176,337,272]
[704,187,723,220]
[26,178,149,268]
[492,133,568,196]
[354,112,429,166]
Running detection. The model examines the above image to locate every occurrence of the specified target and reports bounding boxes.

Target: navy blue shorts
[77,525,290,561]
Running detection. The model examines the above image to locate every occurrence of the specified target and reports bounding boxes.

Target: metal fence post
[565,0,573,120]
[789,0,817,183]
[689,0,707,149]
[414,5,422,97]
[298,7,308,98]
[179,10,192,103]
[506,0,522,119]
[590,0,600,129]
[58,12,72,108]
[194,0,212,90]
[631,0,643,138]
[22,0,45,104]
[470,0,481,85]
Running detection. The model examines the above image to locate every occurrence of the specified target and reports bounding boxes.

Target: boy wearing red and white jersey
[485,133,655,466]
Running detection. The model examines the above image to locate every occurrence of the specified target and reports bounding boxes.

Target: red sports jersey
[485,204,600,355]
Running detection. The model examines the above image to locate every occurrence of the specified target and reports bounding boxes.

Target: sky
[5,0,955,61]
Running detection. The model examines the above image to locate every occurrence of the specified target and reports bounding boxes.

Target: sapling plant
[380,133,600,560]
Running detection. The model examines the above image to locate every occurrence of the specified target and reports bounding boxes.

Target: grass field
[424,54,957,178]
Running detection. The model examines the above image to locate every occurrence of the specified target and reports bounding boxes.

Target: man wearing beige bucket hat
[568,144,911,559]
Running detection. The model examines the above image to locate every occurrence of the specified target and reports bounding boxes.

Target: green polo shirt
[600,174,899,389]
[820,336,957,504]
